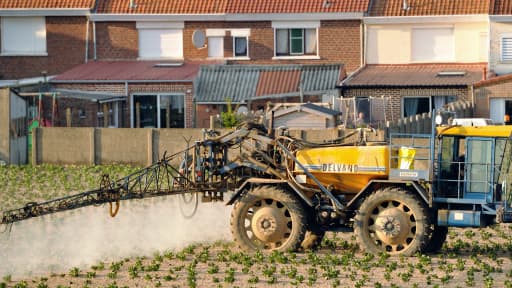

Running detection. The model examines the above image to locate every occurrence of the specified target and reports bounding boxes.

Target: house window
[501,35,512,62]
[1,17,47,56]
[137,22,184,60]
[234,37,248,57]
[132,94,185,128]
[230,29,250,59]
[412,27,454,62]
[208,37,224,58]
[402,96,456,117]
[275,28,317,56]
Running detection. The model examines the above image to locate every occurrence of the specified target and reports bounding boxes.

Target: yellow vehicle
[3,116,512,256]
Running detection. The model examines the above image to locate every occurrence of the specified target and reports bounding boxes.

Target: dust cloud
[0,195,232,277]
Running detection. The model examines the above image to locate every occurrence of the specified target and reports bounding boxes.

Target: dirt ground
[4,226,512,288]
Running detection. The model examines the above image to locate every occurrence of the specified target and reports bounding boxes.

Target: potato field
[1,165,512,288]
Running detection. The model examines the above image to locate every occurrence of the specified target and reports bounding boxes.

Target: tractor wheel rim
[248,199,291,247]
[369,200,416,252]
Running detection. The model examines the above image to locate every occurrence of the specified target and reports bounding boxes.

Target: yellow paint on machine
[295,145,390,194]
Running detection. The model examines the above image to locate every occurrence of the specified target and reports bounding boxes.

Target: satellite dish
[192,30,206,48]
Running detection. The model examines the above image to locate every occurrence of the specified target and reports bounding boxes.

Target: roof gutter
[50,79,195,84]
[90,12,364,22]
[0,8,90,16]
[365,14,489,24]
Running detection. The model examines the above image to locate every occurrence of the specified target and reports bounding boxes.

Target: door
[490,98,505,124]
[465,138,494,201]
[10,92,28,164]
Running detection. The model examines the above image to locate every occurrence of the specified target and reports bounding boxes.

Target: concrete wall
[0,88,9,163]
[366,22,488,64]
[32,127,372,165]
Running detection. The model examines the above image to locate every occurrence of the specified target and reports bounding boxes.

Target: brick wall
[0,16,89,80]
[474,81,512,118]
[52,82,194,128]
[95,20,362,71]
[343,87,470,120]
[95,22,138,60]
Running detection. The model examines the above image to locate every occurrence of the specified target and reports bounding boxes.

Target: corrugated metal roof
[195,64,343,103]
[51,61,220,82]
[0,0,95,9]
[343,64,486,87]
[369,0,491,16]
[256,70,301,96]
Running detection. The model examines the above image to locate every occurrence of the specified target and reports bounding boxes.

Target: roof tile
[369,0,491,16]
[0,0,95,9]
[227,0,369,14]
[344,63,486,87]
[493,0,512,15]
[51,61,220,82]
[97,0,228,14]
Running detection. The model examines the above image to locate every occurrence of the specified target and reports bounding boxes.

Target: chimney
[483,66,487,81]
[402,0,409,10]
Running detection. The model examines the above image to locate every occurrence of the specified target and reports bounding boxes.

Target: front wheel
[230,186,307,252]
[354,187,430,256]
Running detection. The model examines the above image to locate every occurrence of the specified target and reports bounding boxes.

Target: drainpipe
[93,21,97,60]
[85,18,90,63]
[360,21,365,67]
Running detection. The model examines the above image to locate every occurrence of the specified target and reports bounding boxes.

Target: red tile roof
[369,0,491,16]
[344,63,487,87]
[226,0,369,14]
[0,0,95,9]
[97,0,228,14]
[256,70,301,97]
[473,73,512,88]
[51,61,220,82]
[96,0,369,14]
[493,0,512,15]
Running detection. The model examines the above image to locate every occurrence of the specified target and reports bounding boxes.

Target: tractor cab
[433,125,512,225]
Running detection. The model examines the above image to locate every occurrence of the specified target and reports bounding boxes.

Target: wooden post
[166,105,171,128]
[66,108,72,127]
[135,102,141,128]
[103,103,109,127]
[210,115,215,129]
[31,127,38,165]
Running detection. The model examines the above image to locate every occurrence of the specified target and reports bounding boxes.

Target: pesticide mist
[0,195,231,277]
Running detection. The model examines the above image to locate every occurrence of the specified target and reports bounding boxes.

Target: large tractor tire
[424,225,448,253]
[354,187,430,256]
[230,186,307,252]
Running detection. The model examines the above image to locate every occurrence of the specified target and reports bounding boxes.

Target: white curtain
[305,29,317,54]
[276,29,288,55]
[433,96,446,110]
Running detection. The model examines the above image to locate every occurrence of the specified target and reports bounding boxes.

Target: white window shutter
[139,29,183,59]
[502,37,512,61]
[412,28,454,62]
[208,37,224,58]
[1,17,46,55]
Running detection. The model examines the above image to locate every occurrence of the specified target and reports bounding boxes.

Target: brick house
[44,0,370,128]
[0,0,94,81]
[341,0,491,124]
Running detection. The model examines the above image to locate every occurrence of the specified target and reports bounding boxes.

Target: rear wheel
[230,186,307,252]
[354,187,430,256]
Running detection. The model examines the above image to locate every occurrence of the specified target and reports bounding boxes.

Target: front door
[465,138,494,201]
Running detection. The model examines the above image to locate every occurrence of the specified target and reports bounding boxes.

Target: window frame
[501,33,512,62]
[230,29,251,59]
[272,21,320,60]
[130,93,186,128]
[136,22,184,60]
[1,16,47,56]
